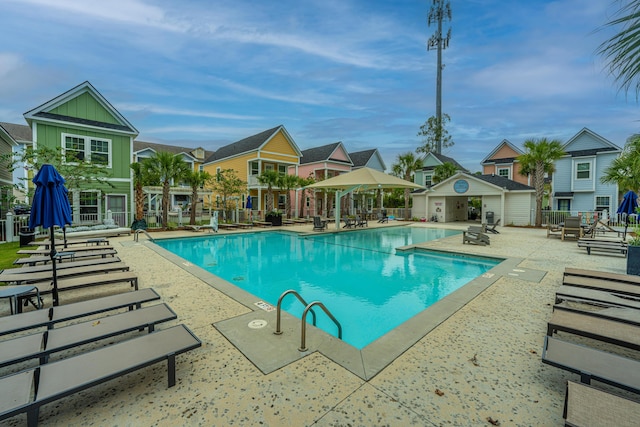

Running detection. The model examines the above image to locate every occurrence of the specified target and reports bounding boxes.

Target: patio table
[0,285,41,315]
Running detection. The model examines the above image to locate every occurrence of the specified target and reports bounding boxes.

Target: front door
[106,194,127,227]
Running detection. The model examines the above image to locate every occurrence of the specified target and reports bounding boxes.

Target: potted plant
[265,210,282,226]
[627,208,640,275]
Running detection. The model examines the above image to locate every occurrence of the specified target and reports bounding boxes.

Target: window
[278,164,287,175]
[69,190,100,223]
[595,196,610,212]
[62,133,112,167]
[498,168,510,178]
[250,162,259,175]
[558,199,570,211]
[425,173,433,187]
[576,162,590,179]
[265,164,274,172]
[278,195,285,210]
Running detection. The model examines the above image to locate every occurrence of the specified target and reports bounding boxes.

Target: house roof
[481,139,523,165]
[566,147,619,157]
[134,140,213,160]
[428,172,534,193]
[349,149,387,170]
[563,127,621,153]
[299,142,352,165]
[23,81,138,135]
[422,152,468,172]
[0,122,32,142]
[475,174,534,191]
[206,125,301,163]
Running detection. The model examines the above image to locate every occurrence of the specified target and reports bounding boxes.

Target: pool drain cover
[248,319,268,329]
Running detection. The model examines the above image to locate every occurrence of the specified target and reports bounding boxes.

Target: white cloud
[118,103,260,121]
[10,0,186,31]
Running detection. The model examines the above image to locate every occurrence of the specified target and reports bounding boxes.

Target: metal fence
[535,210,627,227]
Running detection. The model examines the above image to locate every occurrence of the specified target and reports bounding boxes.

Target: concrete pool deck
[0,221,630,425]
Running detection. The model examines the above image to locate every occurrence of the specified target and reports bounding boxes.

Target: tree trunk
[162,181,170,228]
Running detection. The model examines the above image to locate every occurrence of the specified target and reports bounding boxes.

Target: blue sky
[0,0,637,172]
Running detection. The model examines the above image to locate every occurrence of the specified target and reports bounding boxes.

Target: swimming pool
[155,226,501,349]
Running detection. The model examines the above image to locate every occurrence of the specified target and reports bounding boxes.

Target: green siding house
[23,81,138,227]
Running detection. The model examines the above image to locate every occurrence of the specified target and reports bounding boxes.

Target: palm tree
[257,170,280,214]
[433,162,458,184]
[277,174,299,219]
[597,1,640,99]
[518,138,565,227]
[130,161,149,222]
[297,175,315,218]
[184,170,212,225]
[145,152,191,228]
[392,152,423,219]
[601,134,640,193]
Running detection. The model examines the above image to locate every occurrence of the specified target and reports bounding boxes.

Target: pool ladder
[274,290,342,352]
[134,229,154,242]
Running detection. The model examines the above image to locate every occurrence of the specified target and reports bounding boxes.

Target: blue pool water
[155,227,500,349]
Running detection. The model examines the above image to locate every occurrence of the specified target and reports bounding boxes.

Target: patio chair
[562,216,582,241]
[4,256,120,274]
[486,218,500,234]
[0,324,201,427]
[0,262,130,285]
[563,381,640,427]
[555,285,640,310]
[564,267,640,285]
[313,216,328,231]
[0,288,160,338]
[356,215,368,227]
[0,303,177,368]
[547,223,562,238]
[377,210,388,223]
[543,335,640,393]
[563,274,640,297]
[14,249,117,266]
[546,305,640,350]
[343,217,356,228]
[17,245,115,255]
[462,231,490,246]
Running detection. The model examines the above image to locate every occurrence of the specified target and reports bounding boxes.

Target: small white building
[412,172,536,226]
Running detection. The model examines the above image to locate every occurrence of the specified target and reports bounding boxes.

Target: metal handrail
[134,229,154,242]
[299,301,342,352]
[274,290,316,335]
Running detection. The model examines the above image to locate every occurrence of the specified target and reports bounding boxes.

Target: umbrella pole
[63,226,68,248]
[50,227,59,306]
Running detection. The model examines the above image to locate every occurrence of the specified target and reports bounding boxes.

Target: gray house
[551,128,621,219]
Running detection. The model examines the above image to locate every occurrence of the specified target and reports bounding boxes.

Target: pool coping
[145,234,546,380]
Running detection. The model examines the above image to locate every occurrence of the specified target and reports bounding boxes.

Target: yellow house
[203,125,302,216]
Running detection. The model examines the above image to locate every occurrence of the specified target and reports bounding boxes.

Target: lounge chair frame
[577,238,627,256]
[543,336,640,393]
[546,305,640,350]
[0,303,177,368]
[486,218,500,234]
[563,381,640,427]
[564,267,640,285]
[0,324,201,427]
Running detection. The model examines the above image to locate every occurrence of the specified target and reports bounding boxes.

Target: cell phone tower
[427,0,451,154]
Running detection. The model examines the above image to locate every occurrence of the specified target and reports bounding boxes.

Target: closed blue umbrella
[617,190,638,239]
[29,164,73,306]
[246,195,252,210]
